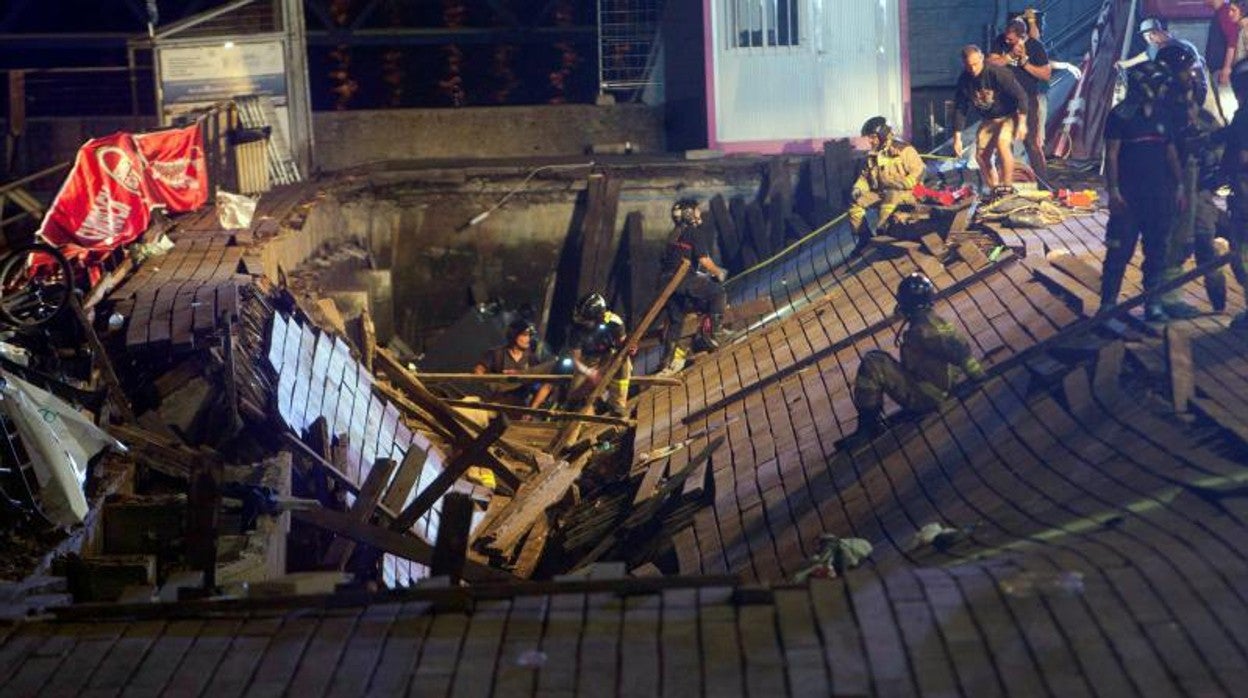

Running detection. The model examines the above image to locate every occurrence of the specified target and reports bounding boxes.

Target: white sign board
[156,38,292,150]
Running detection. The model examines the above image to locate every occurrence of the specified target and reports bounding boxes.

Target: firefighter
[472,318,553,409]
[842,273,985,446]
[849,116,926,254]
[568,292,632,417]
[1156,43,1229,316]
[1101,61,1186,321]
[659,198,729,373]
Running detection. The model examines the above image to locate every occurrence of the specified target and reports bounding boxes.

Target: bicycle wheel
[0,242,75,328]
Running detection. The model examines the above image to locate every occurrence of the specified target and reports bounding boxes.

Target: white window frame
[728,0,800,50]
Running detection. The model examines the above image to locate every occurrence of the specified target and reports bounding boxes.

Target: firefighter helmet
[574,292,607,325]
[671,198,702,227]
[1125,61,1171,103]
[861,116,892,149]
[895,273,935,317]
[1155,43,1197,75]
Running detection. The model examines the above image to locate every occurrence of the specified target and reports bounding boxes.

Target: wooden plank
[322,457,398,569]
[745,201,770,259]
[292,507,508,582]
[1049,252,1103,293]
[391,417,508,532]
[1026,259,1100,316]
[624,211,653,321]
[475,453,584,556]
[381,444,428,514]
[1165,325,1194,414]
[955,241,990,271]
[920,232,947,258]
[431,492,474,581]
[710,194,741,267]
[1093,339,1126,405]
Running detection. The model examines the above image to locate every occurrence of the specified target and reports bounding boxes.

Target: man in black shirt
[952,45,1029,199]
[658,198,729,373]
[990,18,1052,182]
[1218,63,1248,327]
[473,318,553,408]
[1101,62,1185,321]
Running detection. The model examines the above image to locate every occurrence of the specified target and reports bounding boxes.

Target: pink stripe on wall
[703,0,718,149]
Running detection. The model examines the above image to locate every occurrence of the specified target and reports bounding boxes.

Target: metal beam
[153,0,259,40]
[306,25,596,47]
[0,33,138,50]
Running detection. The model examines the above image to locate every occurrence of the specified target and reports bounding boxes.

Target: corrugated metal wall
[709,0,905,146]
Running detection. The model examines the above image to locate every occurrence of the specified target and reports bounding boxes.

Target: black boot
[836,409,886,450]
[849,222,872,257]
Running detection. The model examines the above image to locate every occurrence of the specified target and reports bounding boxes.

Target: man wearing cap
[952,44,1029,199]
[1118,18,1221,119]
[990,18,1052,182]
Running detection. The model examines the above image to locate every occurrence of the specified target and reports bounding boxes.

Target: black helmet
[506,318,535,343]
[895,273,935,316]
[671,198,701,227]
[575,292,607,325]
[1126,62,1170,103]
[861,116,892,144]
[1155,43,1197,75]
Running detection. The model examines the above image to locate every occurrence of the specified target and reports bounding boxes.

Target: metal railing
[597,0,664,97]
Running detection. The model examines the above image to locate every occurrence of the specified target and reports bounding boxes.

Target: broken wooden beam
[431,492,474,582]
[292,506,510,583]
[552,258,691,451]
[374,348,522,490]
[69,294,136,424]
[321,457,398,570]
[443,398,635,426]
[1165,325,1194,414]
[391,416,508,533]
[416,372,680,386]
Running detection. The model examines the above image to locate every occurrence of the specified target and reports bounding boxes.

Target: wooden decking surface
[113,182,322,350]
[4,203,1247,696]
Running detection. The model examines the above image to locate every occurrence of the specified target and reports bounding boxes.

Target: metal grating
[597,0,664,94]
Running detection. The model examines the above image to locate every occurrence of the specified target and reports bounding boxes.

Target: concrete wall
[312,104,666,172]
[366,160,780,345]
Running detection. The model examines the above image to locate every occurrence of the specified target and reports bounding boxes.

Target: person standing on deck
[1217,60,1248,328]
[1101,62,1186,322]
[952,45,1029,200]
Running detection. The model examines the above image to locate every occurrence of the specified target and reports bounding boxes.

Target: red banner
[134,123,208,213]
[37,133,154,251]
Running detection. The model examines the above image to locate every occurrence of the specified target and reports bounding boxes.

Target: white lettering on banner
[95,146,143,194]
[148,157,199,190]
[75,190,132,244]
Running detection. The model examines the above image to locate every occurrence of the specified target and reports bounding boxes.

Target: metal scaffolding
[597,0,664,96]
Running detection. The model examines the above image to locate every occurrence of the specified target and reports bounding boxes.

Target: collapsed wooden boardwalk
[2,196,1248,695]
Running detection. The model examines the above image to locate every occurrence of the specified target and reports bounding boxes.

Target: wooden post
[321,457,398,569]
[186,454,223,593]
[431,492,474,582]
[552,258,690,451]
[221,316,241,434]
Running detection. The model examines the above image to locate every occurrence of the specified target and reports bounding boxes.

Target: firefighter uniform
[571,304,631,415]
[848,139,925,249]
[852,311,986,418]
